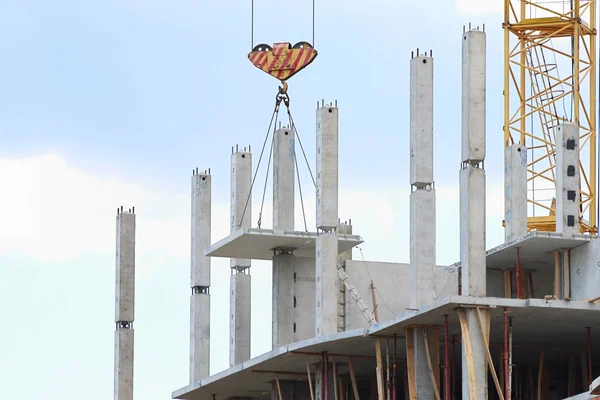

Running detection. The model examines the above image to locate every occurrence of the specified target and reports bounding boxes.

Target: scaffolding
[503,0,597,233]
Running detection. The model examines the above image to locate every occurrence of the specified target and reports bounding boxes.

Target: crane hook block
[248,42,318,82]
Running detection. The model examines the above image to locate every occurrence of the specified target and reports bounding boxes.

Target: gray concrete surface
[294,256,316,342]
[556,123,580,236]
[230,272,251,367]
[190,171,211,382]
[272,253,294,348]
[504,144,527,242]
[316,233,338,336]
[460,28,487,399]
[316,102,338,230]
[206,228,362,261]
[570,238,600,301]
[273,127,295,231]
[114,209,135,400]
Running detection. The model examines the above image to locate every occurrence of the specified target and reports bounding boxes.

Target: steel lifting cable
[238,98,282,228]
[294,149,309,232]
[287,109,317,188]
[257,116,277,228]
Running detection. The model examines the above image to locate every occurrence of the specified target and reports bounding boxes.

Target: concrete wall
[294,256,316,342]
[486,268,554,299]
[344,261,458,329]
[570,239,600,301]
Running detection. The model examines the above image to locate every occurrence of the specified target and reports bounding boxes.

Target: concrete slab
[205,228,363,261]
[452,231,596,270]
[173,295,600,400]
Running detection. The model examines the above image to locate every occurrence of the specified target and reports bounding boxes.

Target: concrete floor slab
[173,295,600,400]
[205,228,363,261]
[451,231,596,270]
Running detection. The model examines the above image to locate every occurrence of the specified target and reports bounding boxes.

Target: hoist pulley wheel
[248,41,318,82]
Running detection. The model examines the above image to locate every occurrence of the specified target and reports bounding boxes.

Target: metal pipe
[444,315,450,400]
[504,308,509,400]
[588,327,593,386]
[393,335,397,400]
[451,335,456,400]
[516,248,522,299]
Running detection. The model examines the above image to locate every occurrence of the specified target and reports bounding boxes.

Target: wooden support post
[376,338,385,400]
[306,356,315,400]
[537,349,544,400]
[276,374,283,400]
[423,329,442,400]
[553,251,560,298]
[405,329,417,400]
[476,308,504,400]
[347,357,360,400]
[528,272,535,298]
[332,357,339,400]
[458,310,477,400]
[404,361,410,400]
[433,326,440,391]
[503,270,512,298]
[563,250,570,299]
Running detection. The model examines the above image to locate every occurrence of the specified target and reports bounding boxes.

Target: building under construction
[112,1,600,399]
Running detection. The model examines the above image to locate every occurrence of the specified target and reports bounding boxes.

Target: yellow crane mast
[503,0,597,233]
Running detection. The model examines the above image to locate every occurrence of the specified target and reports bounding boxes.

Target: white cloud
[455,0,503,15]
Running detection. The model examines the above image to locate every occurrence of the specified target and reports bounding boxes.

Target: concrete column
[460,27,488,399]
[504,144,528,242]
[230,272,251,365]
[190,170,211,382]
[272,252,294,348]
[409,51,436,311]
[412,327,437,399]
[229,148,252,366]
[272,128,296,348]
[556,123,580,236]
[114,208,135,400]
[337,221,352,332]
[316,101,339,337]
[273,127,295,231]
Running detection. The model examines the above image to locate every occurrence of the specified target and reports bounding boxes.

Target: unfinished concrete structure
[114,207,135,400]
[157,23,600,400]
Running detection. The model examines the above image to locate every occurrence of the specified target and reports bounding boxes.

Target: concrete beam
[230,272,251,366]
[114,208,135,400]
[504,144,527,242]
[316,103,339,231]
[272,253,295,348]
[273,128,295,231]
[190,171,211,382]
[556,123,580,236]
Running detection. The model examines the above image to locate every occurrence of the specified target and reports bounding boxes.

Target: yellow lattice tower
[503,0,597,233]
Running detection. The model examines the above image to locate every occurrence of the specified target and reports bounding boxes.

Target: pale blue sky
[0,1,509,399]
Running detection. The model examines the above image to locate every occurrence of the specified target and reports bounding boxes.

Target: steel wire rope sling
[239,0,319,231]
